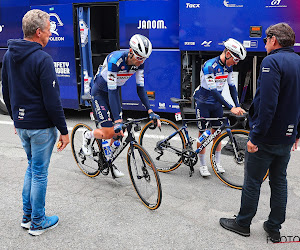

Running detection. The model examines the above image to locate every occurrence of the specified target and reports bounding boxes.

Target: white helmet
[129,34,152,58]
[224,38,247,60]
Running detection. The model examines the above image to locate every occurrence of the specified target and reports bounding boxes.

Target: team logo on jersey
[207,76,214,82]
[49,13,65,42]
[137,20,167,29]
[108,74,116,81]
[262,67,270,73]
[121,66,125,70]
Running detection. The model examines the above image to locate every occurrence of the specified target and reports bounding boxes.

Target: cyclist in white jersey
[193,38,246,177]
[81,34,160,178]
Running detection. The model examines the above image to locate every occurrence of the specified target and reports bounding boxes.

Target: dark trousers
[236,143,293,232]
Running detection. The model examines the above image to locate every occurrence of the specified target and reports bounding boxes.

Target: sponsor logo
[108,73,116,82]
[137,20,167,29]
[201,41,212,47]
[186,3,200,8]
[53,62,70,77]
[212,62,218,68]
[184,42,195,45]
[18,108,25,120]
[243,40,258,48]
[207,76,214,83]
[94,100,104,121]
[49,13,65,42]
[79,20,88,46]
[116,58,123,67]
[83,70,92,94]
[223,0,243,7]
[158,102,166,109]
[266,0,287,8]
[262,67,270,73]
[0,25,4,33]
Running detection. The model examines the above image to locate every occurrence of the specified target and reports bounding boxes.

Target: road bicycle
[139,97,268,190]
[71,96,162,210]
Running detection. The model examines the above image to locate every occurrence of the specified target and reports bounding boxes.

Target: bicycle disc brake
[181,149,198,176]
[235,150,245,164]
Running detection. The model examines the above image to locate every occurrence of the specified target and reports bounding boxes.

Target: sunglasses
[132,49,146,62]
[263,34,274,44]
[228,51,240,63]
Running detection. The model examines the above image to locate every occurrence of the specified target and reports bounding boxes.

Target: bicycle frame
[156,117,241,160]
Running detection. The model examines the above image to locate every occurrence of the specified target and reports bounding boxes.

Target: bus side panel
[34,4,79,109]
[119,0,179,49]
[121,50,181,113]
[180,0,300,52]
[0,0,30,48]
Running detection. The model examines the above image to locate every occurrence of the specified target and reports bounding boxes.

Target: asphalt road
[0,110,300,250]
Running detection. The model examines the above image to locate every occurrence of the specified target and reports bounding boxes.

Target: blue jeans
[236,143,293,232]
[16,127,57,224]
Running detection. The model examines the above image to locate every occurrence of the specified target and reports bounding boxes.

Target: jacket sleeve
[249,57,281,145]
[39,56,68,135]
[1,55,13,119]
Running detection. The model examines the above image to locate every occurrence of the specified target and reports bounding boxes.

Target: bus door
[74,3,119,107]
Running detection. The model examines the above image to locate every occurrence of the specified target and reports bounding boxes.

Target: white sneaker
[216,164,225,173]
[112,165,125,178]
[199,165,211,177]
[82,131,92,155]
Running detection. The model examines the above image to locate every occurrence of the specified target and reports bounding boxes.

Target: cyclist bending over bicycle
[193,38,247,177]
[81,34,160,178]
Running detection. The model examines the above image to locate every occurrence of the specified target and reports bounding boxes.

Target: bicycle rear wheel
[139,118,186,172]
[71,123,101,177]
[127,143,162,210]
[210,129,249,190]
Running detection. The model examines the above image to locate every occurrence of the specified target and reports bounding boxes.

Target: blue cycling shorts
[91,85,114,128]
[195,102,223,131]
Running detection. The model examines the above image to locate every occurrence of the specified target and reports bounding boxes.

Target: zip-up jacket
[1,39,68,135]
[249,47,300,145]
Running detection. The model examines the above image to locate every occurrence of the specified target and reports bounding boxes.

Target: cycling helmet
[224,38,247,60]
[129,34,152,58]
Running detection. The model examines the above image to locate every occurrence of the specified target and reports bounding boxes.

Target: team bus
[0,0,299,115]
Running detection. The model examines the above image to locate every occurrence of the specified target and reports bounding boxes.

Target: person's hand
[113,121,125,138]
[57,134,69,152]
[149,111,161,127]
[247,140,258,153]
[230,107,246,116]
[292,138,299,151]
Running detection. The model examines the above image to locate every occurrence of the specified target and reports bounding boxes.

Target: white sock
[85,130,94,139]
[199,154,206,166]
[215,151,221,165]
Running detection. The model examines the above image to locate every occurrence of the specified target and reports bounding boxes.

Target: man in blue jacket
[219,23,300,243]
[1,9,69,236]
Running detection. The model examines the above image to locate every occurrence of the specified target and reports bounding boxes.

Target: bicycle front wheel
[71,123,101,177]
[139,118,186,172]
[127,143,162,210]
[210,129,249,190]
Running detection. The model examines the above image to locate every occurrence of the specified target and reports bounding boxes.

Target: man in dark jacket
[219,23,300,243]
[1,9,69,236]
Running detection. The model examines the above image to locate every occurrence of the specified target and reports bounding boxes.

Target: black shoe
[220,218,250,237]
[263,221,281,243]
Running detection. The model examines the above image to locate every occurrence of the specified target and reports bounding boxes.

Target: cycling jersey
[193,56,239,110]
[93,50,150,121]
